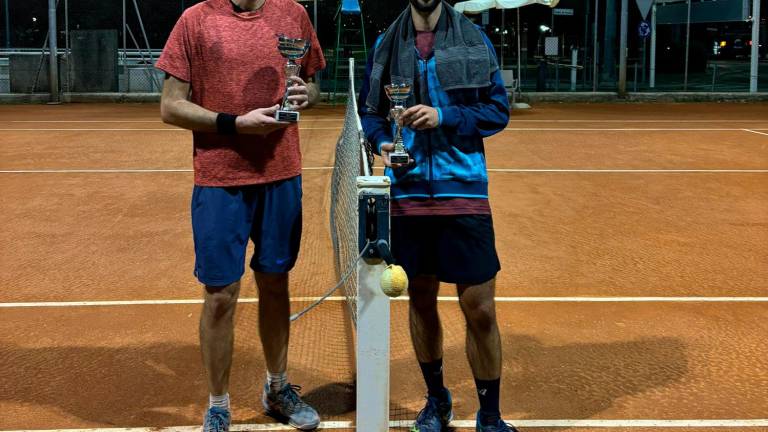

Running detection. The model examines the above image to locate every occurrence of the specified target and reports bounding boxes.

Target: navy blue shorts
[191,176,302,287]
[390,215,501,285]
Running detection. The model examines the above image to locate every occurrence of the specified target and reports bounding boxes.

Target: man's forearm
[161,98,219,133]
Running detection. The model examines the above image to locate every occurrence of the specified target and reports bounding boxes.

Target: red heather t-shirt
[391,31,491,217]
[156,0,326,187]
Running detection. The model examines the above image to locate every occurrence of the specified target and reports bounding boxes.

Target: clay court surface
[1,103,767,431]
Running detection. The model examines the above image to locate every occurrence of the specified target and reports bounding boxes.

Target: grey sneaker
[202,406,231,432]
[262,383,320,430]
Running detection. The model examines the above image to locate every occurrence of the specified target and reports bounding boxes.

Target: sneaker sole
[262,399,320,431]
[411,410,454,432]
[444,411,455,429]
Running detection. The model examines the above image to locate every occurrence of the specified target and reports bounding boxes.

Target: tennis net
[328,61,376,325]
[286,58,392,431]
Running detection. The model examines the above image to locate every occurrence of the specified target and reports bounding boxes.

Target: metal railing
[0,48,163,94]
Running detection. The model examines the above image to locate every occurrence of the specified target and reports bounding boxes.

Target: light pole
[683,0,691,90]
[3,0,10,48]
[750,0,761,92]
[618,0,628,95]
[48,0,60,103]
[593,0,599,91]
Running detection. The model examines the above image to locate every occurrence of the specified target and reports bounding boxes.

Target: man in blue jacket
[359,1,513,431]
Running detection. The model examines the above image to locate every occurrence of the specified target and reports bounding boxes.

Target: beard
[409,0,441,14]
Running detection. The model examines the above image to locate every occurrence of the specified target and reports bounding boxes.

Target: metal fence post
[750,0,761,92]
[650,3,656,88]
[684,0,691,91]
[48,0,60,103]
[618,0,628,96]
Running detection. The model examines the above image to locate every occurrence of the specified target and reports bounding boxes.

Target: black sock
[418,359,446,399]
[475,377,501,425]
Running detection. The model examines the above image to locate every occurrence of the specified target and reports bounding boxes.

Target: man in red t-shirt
[156,0,325,430]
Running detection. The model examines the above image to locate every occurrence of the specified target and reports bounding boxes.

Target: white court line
[0,168,335,174]
[6,118,345,123]
[487,169,768,173]
[5,419,768,431]
[0,128,179,131]
[0,127,751,132]
[2,296,767,308]
[7,120,166,123]
[508,119,768,123]
[2,168,766,174]
[744,129,768,137]
[0,169,194,173]
[0,127,342,131]
[3,119,761,126]
[504,128,744,131]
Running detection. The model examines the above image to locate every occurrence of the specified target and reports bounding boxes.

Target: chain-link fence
[0,0,765,101]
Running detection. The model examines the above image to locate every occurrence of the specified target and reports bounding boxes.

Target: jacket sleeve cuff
[439,106,461,128]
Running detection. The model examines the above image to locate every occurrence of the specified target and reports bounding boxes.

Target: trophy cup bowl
[276,35,311,123]
[384,83,413,165]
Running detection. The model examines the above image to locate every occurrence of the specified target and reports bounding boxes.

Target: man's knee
[464,301,496,333]
[408,275,439,310]
[254,272,289,296]
[459,285,497,333]
[203,281,240,320]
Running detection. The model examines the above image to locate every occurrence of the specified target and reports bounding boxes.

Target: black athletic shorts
[390,215,501,285]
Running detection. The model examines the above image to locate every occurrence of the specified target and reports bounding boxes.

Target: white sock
[267,371,288,393]
[209,393,230,410]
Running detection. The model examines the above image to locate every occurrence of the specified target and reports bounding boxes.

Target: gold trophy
[384,82,413,165]
[276,35,310,123]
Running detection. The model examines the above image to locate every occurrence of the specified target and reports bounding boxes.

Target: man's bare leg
[255,272,290,375]
[200,281,241,397]
[458,278,503,426]
[255,271,321,430]
[408,275,442,363]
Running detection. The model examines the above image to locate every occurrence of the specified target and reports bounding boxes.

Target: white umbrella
[453,0,560,67]
[453,0,559,108]
[453,0,560,14]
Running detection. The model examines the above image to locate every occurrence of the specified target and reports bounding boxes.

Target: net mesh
[329,66,373,325]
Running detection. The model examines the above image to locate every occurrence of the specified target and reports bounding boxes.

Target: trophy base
[390,153,410,165]
[276,110,300,123]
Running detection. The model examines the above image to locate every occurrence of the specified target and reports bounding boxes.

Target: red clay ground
[1,103,767,431]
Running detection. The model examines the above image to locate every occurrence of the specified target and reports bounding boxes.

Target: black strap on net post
[359,192,394,265]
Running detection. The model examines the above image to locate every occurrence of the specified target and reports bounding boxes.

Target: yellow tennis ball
[380,265,408,298]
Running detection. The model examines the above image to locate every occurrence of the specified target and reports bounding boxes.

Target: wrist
[217,113,238,135]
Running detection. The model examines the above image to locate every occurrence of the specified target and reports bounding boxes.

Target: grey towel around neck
[365,1,498,114]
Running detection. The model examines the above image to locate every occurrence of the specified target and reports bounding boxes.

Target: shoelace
[206,411,229,432]
[281,384,308,411]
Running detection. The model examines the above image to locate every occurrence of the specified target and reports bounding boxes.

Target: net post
[356,175,391,432]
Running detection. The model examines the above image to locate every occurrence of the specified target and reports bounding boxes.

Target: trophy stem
[277,59,303,121]
[394,128,405,153]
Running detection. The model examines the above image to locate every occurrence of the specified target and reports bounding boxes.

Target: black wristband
[216,113,238,135]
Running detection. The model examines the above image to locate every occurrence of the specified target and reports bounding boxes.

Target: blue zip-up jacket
[358,31,510,200]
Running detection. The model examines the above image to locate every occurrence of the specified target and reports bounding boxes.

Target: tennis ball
[380,265,408,298]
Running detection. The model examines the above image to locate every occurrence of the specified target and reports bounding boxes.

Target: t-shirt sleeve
[298,10,326,80]
[156,13,193,82]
